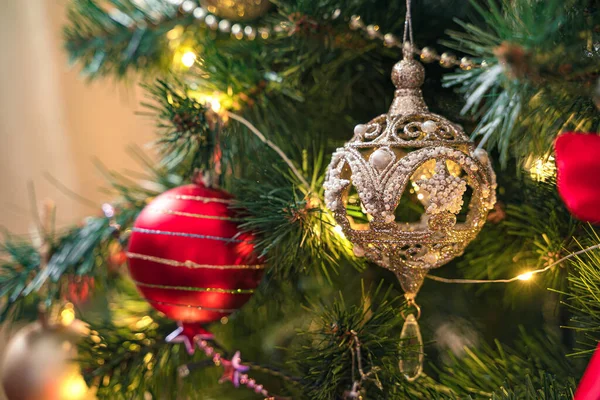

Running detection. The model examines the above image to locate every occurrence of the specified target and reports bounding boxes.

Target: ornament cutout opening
[127,183,264,352]
[324,58,497,300]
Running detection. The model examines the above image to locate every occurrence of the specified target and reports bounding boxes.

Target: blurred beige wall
[0,0,156,236]
[0,2,156,397]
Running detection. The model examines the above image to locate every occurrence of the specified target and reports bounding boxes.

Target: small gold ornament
[1,311,93,400]
[200,0,271,21]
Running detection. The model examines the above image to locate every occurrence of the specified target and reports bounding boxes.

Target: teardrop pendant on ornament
[395,266,428,301]
[398,313,424,381]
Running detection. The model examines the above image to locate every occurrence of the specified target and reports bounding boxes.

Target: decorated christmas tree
[1,0,600,399]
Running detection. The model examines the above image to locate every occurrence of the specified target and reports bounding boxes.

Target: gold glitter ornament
[324,55,497,300]
[325,0,496,381]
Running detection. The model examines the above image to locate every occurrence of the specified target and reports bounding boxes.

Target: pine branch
[140,79,219,176]
[78,276,314,399]
[436,329,579,399]
[0,238,43,320]
[443,0,600,166]
[78,310,203,399]
[561,231,600,356]
[64,0,193,79]
[488,374,575,400]
[289,281,451,400]
[232,149,362,281]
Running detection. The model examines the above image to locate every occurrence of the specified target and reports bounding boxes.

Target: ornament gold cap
[389,58,428,116]
[396,266,427,300]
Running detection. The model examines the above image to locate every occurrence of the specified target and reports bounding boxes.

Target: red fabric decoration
[127,183,263,349]
[555,133,600,224]
[575,343,600,400]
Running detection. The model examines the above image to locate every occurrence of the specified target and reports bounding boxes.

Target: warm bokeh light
[58,366,94,400]
[181,51,197,67]
[61,304,76,326]
[209,97,222,112]
[188,91,224,113]
[528,155,556,182]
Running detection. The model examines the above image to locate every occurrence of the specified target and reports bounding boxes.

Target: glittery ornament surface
[324,57,497,299]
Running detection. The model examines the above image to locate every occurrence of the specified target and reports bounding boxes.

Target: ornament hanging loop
[402,0,414,59]
[401,298,421,321]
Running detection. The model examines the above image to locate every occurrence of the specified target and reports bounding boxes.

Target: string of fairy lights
[428,243,600,284]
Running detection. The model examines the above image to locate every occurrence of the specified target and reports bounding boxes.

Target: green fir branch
[140,79,219,175]
[290,282,452,400]
[443,0,600,165]
[436,329,579,399]
[562,232,600,356]
[488,374,575,400]
[64,0,193,78]
[232,148,361,281]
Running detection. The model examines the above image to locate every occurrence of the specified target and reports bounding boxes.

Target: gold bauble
[1,321,94,400]
[200,0,271,21]
[324,58,497,300]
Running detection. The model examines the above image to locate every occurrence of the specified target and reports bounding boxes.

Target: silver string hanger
[402,0,414,59]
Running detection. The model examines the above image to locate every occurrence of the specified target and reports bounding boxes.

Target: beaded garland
[324,57,497,299]
[173,0,484,70]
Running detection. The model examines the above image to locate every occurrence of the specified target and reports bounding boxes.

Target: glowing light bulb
[181,51,197,67]
[417,193,424,200]
[517,271,533,281]
[187,91,225,114]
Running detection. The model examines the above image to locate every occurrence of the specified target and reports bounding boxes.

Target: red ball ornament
[127,183,264,352]
[575,343,600,400]
[555,133,600,224]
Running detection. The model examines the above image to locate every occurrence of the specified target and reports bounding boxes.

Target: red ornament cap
[166,322,214,354]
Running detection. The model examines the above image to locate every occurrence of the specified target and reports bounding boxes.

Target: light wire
[225,111,311,189]
[427,242,600,284]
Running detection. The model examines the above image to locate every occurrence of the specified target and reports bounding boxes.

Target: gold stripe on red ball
[127,252,264,270]
[149,207,239,221]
